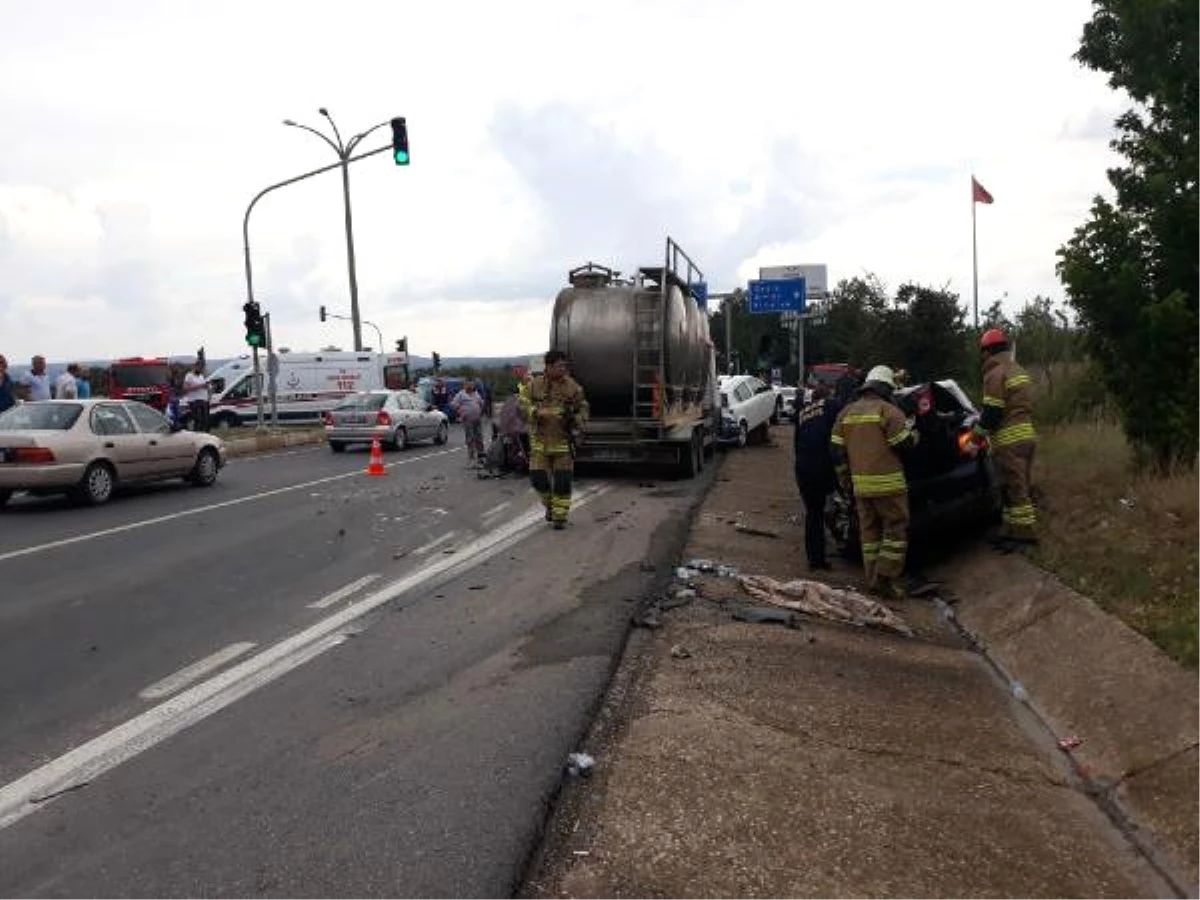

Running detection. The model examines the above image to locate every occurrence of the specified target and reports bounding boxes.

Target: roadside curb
[929,547,1199,896]
[220,428,327,459]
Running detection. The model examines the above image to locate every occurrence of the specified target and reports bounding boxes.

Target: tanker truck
[549,237,719,478]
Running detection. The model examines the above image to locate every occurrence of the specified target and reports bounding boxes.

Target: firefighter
[518,349,589,530]
[830,365,918,600]
[975,328,1038,548]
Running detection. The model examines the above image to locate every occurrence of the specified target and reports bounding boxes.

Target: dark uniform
[793,393,842,569]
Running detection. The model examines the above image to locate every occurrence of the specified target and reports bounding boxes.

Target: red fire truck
[108,357,173,410]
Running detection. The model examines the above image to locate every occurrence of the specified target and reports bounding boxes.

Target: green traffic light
[246,333,263,347]
[394,149,410,165]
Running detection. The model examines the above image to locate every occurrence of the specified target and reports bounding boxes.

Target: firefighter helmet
[979,328,1008,351]
[860,365,897,395]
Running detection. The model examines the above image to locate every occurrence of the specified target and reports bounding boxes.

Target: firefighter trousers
[994,441,1037,540]
[529,451,574,523]
[855,492,909,587]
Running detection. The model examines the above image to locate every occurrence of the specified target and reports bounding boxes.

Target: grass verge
[1032,421,1198,667]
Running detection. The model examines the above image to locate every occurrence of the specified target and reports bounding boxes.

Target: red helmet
[979,328,1008,350]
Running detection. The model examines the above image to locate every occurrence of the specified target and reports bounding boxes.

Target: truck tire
[676,431,702,479]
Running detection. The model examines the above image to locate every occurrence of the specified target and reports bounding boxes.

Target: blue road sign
[691,281,709,309]
[748,278,807,314]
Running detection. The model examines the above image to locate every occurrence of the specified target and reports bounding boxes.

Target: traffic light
[243,301,266,348]
[431,351,440,371]
[396,337,407,353]
[390,117,409,165]
[319,305,327,322]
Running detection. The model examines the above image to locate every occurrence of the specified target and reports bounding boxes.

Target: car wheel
[329,441,346,454]
[190,447,220,487]
[73,461,116,506]
[434,422,448,445]
[394,427,409,450]
[212,411,238,430]
[736,421,749,448]
[0,489,11,508]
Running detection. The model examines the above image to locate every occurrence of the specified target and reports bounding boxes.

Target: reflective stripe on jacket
[518,374,589,455]
[980,352,1036,447]
[830,395,914,497]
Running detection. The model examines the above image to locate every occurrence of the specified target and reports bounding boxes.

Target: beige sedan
[0,400,226,507]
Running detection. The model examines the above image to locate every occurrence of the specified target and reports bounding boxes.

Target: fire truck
[107,357,173,410]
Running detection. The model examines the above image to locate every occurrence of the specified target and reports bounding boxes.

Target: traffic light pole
[241,144,390,382]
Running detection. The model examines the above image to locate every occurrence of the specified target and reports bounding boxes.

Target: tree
[1056,0,1198,469]
[886,283,972,383]
[1011,296,1079,396]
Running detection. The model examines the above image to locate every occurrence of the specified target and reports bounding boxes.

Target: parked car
[827,379,1001,563]
[323,390,449,453]
[718,375,778,447]
[773,385,799,422]
[0,400,226,507]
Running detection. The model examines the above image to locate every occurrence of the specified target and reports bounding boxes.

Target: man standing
[519,350,589,530]
[17,355,51,402]
[0,355,15,413]
[830,365,918,600]
[976,328,1038,549]
[450,379,487,464]
[182,359,210,432]
[55,364,80,400]
[793,380,842,571]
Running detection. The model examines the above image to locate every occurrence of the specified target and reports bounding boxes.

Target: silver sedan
[323,390,449,452]
[0,400,227,507]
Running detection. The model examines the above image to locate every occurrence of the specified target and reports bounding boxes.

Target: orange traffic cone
[366,439,386,476]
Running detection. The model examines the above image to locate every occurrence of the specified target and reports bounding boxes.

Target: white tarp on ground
[739,575,913,637]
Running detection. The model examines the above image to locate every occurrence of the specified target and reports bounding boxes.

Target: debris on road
[670,644,692,659]
[1057,736,1083,752]
[734,523,781,539]
[566,752,595,778]
[739,574,914,637]
[733,606,801,629]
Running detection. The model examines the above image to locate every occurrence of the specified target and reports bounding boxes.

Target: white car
[718,375,778,447]
[773,385,798,422]
[0,400,226,507]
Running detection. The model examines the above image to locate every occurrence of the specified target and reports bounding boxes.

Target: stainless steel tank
[551,280,710,418]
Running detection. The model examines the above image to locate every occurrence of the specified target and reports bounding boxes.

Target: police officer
[793,379,842,571]
[519,350,589,530]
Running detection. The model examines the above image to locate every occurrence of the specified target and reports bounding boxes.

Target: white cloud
[0,0,1124,365]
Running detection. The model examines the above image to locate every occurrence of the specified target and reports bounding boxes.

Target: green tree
[1056,0,1198,469]
[886,283,972,383]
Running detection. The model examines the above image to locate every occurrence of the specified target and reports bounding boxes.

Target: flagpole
[971,179,979,331]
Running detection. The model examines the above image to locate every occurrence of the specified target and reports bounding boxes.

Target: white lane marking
[307,573,381,610]
[138,642,258,700]
[410,530,460,556]
[0,483,609,831]
[0,633,345,829]
[480,501,512,526]
[0,447,459,565]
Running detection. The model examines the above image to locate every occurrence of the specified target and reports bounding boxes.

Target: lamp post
[283,109,390,352]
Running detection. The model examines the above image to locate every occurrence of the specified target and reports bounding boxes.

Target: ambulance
[206,351,408,427]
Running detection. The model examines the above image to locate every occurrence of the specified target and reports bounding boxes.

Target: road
[0,428,712,897]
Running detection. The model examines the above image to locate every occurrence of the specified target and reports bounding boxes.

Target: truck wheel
[676,440,698,479]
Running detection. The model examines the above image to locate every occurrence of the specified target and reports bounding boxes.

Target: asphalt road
[0,427,714,897]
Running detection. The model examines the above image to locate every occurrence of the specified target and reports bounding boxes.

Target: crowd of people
[0,355,92,414]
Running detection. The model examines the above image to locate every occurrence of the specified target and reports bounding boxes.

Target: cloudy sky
[1,0,1123,365]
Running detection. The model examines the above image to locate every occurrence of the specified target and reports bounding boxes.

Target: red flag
[972,176,994,204]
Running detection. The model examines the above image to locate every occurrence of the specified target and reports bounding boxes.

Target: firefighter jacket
[829,395,916,497]
[979,352,1036,447]
[518,374,589,456]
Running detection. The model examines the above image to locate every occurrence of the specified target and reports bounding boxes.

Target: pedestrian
[55,363,80,400]
[450,379,487,464]
[518,349,589,530]
[830,365,918,600]
[0,354,15,413]
[75,367,91,398]
[432,378,449,417]
[793,379,843,571]
[182,358,210,432]
[975,328,1038,549]
[16,355,51,401]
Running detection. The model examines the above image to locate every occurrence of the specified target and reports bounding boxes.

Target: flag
[972,176,994,205]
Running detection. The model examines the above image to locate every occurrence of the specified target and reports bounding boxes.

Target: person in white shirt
[182,359,210,431]
[55,364,80,400]
[18,355,52,401]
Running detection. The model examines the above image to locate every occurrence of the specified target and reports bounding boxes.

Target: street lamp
[283,109,390,352]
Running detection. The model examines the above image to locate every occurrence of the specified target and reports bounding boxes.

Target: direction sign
[748,277,807,314]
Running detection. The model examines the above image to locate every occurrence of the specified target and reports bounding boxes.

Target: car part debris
[733,606,800,629]
[670,644,692,659]
[566,752,595,777]
[739,574,913,637]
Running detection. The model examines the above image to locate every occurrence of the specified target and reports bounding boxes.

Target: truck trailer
[549,237,718,478]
